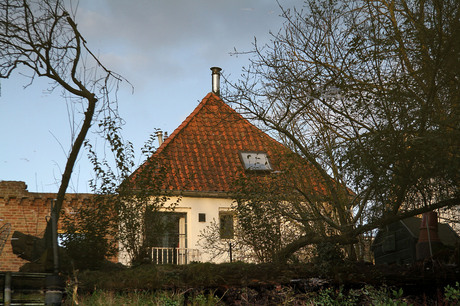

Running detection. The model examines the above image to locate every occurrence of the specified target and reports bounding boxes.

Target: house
[372,212,460,265]
[0,180,91,271]
[1,67,327,269]
[120,67,323,264]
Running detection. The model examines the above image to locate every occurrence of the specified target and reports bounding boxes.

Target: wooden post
[4,272,11,306]
[51,199,59,274]
[229,242,233,263]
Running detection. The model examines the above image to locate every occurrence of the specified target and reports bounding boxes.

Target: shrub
[444,282,460,304]
[313,242,344,275]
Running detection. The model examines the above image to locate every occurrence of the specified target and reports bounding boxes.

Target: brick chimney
[416,211,443,260]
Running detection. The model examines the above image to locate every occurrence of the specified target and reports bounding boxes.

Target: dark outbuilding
[372,212,460,265]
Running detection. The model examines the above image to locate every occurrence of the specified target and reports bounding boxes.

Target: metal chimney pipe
[210,67,222,96]
[156,130,163,146]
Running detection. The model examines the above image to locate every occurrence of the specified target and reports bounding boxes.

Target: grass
[64,289,223,305]
[63,284,453,305]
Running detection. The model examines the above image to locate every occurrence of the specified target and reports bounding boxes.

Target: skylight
[239,151,272,171]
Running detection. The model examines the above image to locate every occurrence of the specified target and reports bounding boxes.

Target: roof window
[239,151,272,171]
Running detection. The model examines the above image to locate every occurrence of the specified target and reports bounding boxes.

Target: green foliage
[190,290,222,306]
[61,198,116,270]
[444,282,460,304]
[312,287,359,305]
[311,285,411,306]
[62,116,179,267]
[98,123,179,265]
[360,285,410,306]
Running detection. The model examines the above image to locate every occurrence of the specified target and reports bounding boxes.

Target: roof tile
[135,93,278,192]
[132,92,325,194]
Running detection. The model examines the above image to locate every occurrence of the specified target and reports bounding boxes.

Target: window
[57,232,69,247]
[198,213,206,222]
[144,211,186,248]
[219,212,234,239]
[57,232,86,247]
[382,234,396,253]
[239,151,272,171]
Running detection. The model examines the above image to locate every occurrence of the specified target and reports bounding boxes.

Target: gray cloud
[75,0,294,90]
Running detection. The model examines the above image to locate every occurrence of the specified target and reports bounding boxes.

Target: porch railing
[151,247,200,265]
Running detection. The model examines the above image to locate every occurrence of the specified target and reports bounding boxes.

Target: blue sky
[0,0,298,193]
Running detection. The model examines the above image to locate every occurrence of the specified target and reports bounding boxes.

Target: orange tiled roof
[136,92,295,193]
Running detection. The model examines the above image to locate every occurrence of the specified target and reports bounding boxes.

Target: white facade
[168,196,234,263]
[118,195,234,265]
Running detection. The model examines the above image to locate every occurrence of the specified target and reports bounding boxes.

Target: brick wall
[0,181,92,271]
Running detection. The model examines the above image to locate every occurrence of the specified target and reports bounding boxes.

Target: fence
[0,272,52,305]
[151,248,200,265]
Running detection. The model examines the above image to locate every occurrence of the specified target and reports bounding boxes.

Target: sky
[0,0,299,193]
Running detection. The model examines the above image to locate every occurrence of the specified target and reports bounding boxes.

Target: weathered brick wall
[0,181,92,271]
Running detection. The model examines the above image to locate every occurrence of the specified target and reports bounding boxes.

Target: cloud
[77,0,286,53]
[74,0,289,91]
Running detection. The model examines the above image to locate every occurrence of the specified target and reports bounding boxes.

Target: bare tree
[226,0,459,261]
[0,0,129,262]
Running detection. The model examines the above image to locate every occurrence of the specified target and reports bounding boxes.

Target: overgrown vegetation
[61,124,180,268]
[64,289,222,306]
[225,0,460,262]
[60,197,117,270]
[61,262,460,305]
